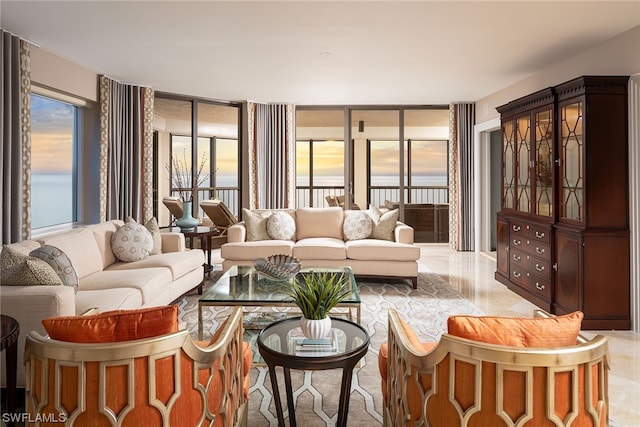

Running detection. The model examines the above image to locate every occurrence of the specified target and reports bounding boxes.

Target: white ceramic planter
[299,316,332,340]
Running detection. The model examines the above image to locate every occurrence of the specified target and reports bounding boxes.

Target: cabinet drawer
[509,220,551,244]
[510,249,551,281]
[510,267,552,299]
[510,237,551,260]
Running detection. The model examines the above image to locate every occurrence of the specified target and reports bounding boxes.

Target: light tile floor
[418,243,640,427]
[212,244,640,425]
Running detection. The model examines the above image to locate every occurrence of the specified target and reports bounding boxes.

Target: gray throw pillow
[243,209,273,241]
[367,206,399,241]
[30,245,79,292]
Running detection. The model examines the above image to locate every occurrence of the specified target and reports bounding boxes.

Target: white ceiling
[2,1,639,105]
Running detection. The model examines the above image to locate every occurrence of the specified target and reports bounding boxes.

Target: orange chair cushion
[43,305,179,342]
[447,311,584,347]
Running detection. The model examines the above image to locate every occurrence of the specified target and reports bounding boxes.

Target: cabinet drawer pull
[513,271,521,278]
[513,239,521,246]
[535,283,545,291]
[512,225,521,232]
[535,231,545,239]
[535,264,545,272]
[513,254,521,261]
[535,247,545,254]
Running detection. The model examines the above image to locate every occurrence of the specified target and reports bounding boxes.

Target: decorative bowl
[254,254,301,281]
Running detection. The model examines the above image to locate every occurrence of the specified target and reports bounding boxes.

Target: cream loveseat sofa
[221,207,420,287]
[0,220,205,386]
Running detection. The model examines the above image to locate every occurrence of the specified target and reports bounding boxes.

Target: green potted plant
[284,270,352,339]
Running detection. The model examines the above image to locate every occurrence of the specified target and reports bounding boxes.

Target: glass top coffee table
[198,265,360,340]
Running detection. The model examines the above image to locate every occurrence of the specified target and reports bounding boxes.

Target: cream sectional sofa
[0,220,205,386]
[221,207,420,287]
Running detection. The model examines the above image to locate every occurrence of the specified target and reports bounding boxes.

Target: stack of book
[294,330,338,356]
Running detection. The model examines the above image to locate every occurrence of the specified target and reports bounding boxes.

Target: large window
[30,93,77,229]
[154,96,241,226]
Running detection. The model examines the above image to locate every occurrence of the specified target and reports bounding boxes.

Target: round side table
[1,315,20,416]
[257,317,369,427]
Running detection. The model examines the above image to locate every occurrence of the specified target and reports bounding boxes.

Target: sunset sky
[30,94,74,174]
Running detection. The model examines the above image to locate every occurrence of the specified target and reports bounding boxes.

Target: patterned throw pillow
[0,245,63,286]
[367,206,399,241]
[343,211,373,241]
[111,220,154,262]
[242,209,273,241]
[266,211,296,240]
[30,245,79,292]
[126,216,162,255]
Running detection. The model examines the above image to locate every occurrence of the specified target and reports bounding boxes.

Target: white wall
[475,25,640,123]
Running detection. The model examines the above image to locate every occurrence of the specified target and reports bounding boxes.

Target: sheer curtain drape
[1,29,31,244]
[449,103,475,251]
[247,102,295,209]
[99,76,154,222]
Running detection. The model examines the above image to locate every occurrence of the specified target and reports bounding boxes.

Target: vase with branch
[167,149,209,230]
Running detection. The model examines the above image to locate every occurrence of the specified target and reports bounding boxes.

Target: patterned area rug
[177,270,483,426]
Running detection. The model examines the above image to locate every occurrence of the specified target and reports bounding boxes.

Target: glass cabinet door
[534,109,553,217]
[560,101,584,222]
[515,116,531,213]
[502,120,515,209]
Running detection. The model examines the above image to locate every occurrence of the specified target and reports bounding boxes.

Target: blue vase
[175,201,199,231]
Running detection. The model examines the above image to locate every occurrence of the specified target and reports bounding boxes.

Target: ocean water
[31,174,74,228]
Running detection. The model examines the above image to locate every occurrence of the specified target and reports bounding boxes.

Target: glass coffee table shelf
[197,265,361,341]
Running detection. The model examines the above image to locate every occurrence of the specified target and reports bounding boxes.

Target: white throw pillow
[111,220,154,262]
[266,211,296,240]
[343,211,373,241]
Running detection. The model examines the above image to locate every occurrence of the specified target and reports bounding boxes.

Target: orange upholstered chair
[379,309,609,427]
[24,306,251,427]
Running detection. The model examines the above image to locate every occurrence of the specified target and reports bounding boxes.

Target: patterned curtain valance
[449,102,475,251]
[247,102,295,210]
[99,76,154,222]
[1,29,32,243]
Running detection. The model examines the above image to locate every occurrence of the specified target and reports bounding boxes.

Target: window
[30,92,78,229]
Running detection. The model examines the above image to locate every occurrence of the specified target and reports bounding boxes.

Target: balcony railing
[296,185,449,209]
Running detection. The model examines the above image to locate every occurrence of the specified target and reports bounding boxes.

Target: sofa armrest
[161,232,186,253]
[394,222,414,244]
[1,285,76,387]
[227,222,247,243]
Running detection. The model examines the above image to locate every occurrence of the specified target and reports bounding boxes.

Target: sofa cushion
[40,228,104,279]
[106,250,204,281]
[343,211,373,240]
[43,305,179,343]
[243,209,273,241]
[346,239,420,261]
[293,238,346,260]
[111,220,154,262]
[75,287,143,314]
[1,246,63,286]
[90,220,124,269]
[29,245,79,291]
[80,267,173,305]
[296,207,344,240]
[222,240,294,260]
[267,211,296,240]
[367,206,399,241]
[447,311,584,347]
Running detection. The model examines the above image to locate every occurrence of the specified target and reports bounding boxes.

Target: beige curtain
[99,76,154,222]
[1,29,31,243]
[449,103,475,251]
[247,102,295,209]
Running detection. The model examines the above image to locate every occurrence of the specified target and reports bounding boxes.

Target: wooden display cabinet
[495,76,630,329]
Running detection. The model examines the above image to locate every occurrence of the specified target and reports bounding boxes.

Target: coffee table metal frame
[257,316,370,427]
[198,265,361,341]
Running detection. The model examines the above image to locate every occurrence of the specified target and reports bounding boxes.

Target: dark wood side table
[257,317,369,427]
[1,315,19,418]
